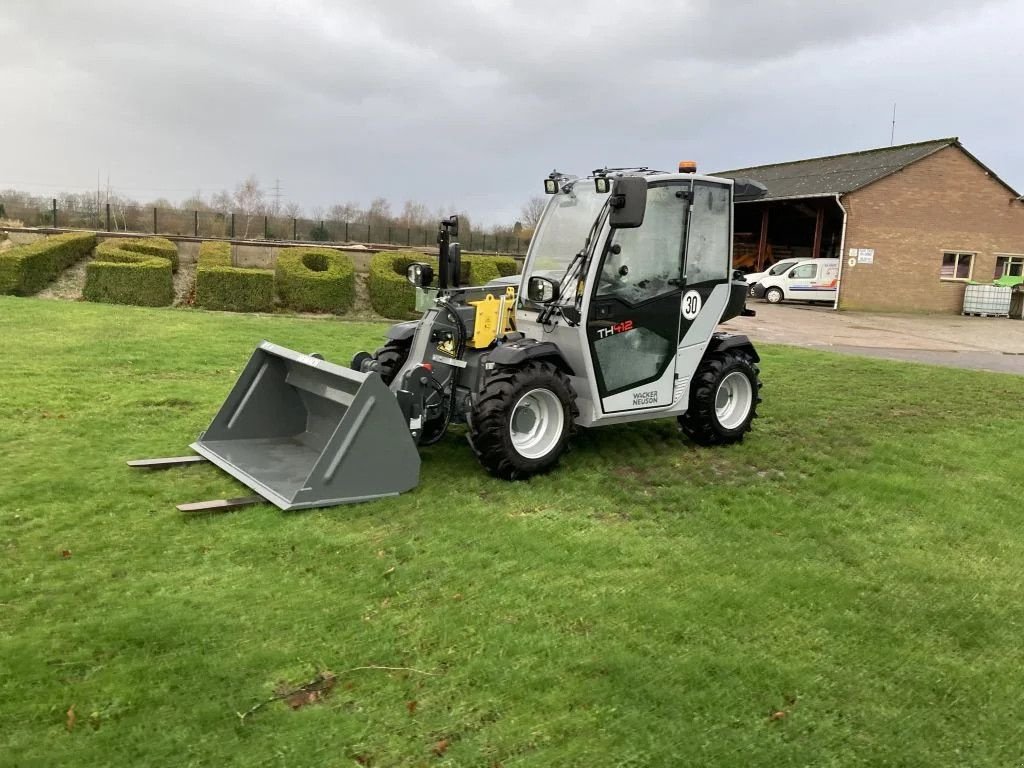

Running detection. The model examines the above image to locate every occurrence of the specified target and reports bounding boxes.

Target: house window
[994,255,1024,279]
[940,252,974,281]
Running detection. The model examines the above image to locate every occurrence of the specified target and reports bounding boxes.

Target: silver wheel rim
[715,371,754,430]
[767,289,782,303]
[510,388,564,460]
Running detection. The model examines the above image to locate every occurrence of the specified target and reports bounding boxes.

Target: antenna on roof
[890,103,897,146]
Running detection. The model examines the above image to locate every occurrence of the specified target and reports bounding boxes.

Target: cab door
[785,262,818,298]
[586,182,689,413]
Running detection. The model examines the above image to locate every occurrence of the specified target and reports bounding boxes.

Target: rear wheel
[468,361,578,480]
[765,287,784,304]
[678,349,761,446]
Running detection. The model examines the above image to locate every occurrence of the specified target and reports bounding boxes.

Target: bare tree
[233,175,266,238]
[397,200,431,228]
[328,202,362,223]
[283,201,302,219]
[521,196,546,229]
[367,197,391,226]
[210,190,233,215]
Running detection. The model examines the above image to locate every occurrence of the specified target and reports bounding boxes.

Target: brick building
[716,138,1024,312]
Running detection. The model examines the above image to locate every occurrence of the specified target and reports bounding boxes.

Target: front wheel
[353,340,409,386]
[678,349,761,446]
[765,287,784,304]
[468,361,578,480]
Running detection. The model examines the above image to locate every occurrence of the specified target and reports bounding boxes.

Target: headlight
[406,262,434,287]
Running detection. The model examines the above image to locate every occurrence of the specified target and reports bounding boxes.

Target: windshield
[524,183,606,278]
[768,260,798,276]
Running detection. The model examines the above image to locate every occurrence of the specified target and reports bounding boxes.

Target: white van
[743,258,802,297]
[751,258,840,304]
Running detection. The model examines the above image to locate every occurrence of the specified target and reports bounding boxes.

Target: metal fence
[0,198,530,255]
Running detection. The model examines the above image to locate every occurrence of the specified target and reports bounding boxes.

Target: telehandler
[131,164,768,511]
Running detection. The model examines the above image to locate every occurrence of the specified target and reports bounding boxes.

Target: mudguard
[486,338,574,374]
[706,332,760,363]
[386,321,419,343]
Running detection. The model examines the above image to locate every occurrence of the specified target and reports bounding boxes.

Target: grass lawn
[2,296,1024,767]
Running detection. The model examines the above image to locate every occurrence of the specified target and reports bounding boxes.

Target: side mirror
[608,176,647,229]
[527,276,560,304]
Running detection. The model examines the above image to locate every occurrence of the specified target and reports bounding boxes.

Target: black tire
[468,360,578,480]
[368,341,410,386]
[747,283,758,297]
[678,349,761,446]
[765,287,784,304]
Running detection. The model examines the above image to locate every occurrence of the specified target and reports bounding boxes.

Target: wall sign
[857,248,875,264]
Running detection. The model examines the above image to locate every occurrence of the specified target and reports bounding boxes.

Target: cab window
[596,185,686,304]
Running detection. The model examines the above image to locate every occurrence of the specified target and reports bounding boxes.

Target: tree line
[0,176,550,244]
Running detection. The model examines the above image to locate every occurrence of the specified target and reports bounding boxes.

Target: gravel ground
[36,259,89,300]
[172,258,196,306]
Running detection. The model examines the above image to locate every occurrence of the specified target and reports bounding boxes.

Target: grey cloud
[1,0,1022,224]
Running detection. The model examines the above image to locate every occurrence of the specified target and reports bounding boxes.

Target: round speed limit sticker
[681,290,702,320]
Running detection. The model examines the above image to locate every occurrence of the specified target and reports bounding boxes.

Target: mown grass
[1,296,1023,767]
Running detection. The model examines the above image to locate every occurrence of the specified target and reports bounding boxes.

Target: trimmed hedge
[111,236,179,272]
[84,238,174,307]
[367,250,520,319]
[194,242,274,313]
[464,252,519,285]
[0,232,97,295]
[276,247,355,313]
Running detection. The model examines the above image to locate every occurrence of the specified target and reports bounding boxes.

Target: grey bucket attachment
[191,341,420,510]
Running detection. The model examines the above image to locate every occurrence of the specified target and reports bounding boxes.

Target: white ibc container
[963,284,1012,317]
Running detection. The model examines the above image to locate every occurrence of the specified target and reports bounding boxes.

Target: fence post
[320,220,325,240]
[367,224,371,243]
[264,215,269,240]
[230,213,235,239]
[387,226,392,244]
[407,227,411,246]
[193,210,199,237]
[52,198,58,228]
[344,221,349,242]
[106,203,111,232]
[153,207,158,234]
[293,218,297,240]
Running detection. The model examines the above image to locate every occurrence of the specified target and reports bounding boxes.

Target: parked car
[751,258,840,304]
[744,259,802,296]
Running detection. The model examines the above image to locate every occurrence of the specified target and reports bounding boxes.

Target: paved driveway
[721,304,1024,375]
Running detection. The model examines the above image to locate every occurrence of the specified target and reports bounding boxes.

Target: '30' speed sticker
[681,290,702,320]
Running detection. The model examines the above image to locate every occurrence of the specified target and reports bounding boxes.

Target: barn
[715,138,1024,313]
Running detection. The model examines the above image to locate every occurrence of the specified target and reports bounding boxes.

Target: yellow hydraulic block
[468,287,516,349]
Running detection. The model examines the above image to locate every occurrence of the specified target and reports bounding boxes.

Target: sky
[3,0,1023,226]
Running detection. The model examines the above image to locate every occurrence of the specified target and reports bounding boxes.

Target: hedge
[0,232,97,295]
[194,241,274,313]
[83,238,174,307]
[464,252,519,285]
[276,247,355,313]
[367,250,519,319]
[110,236,179,272]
